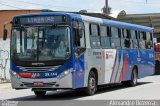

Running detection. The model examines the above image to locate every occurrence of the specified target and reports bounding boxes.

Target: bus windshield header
[14,15,67,25]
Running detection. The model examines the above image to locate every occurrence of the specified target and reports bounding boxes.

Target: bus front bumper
[10,72,73,89]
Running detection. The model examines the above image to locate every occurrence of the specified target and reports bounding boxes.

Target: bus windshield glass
[11,26,71,61]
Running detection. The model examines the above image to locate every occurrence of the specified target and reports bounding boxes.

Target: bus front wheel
[34,91,46,97]
[84,71,97,96]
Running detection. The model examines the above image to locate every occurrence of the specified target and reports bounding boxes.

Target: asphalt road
[0,75,160,101]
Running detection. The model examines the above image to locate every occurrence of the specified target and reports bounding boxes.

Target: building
[109,10,127,19]
[73,12,115,20]
[0,10,40,38]
[116,12,160,38]
[0,10,40,80]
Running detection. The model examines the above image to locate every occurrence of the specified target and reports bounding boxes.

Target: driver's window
[74,21,86,56]
[74,21,85,48]
[79,22,85,47]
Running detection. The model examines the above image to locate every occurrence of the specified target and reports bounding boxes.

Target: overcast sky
[0,0,160,14]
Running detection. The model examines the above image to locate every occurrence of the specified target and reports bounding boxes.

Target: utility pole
[146,0,148,4]
[102,0,111,14]
[106,0,108,12]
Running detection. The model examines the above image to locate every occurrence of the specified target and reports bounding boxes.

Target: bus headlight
[11,71,20,79]
[12,72,17,76]
[57,68,73,79]
[64,70,69,76]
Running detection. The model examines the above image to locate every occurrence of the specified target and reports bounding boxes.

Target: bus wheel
[122,68,138,87]
[85,71,97,96]
[129,68,138,86]
[34,91,46,97]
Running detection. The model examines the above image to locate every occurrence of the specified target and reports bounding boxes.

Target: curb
[0,79,11,84]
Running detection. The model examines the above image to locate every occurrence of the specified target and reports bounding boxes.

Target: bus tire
[122,67,138,87]
[34,91,46,97]
[129,68,138,86]
[84,71,97,96]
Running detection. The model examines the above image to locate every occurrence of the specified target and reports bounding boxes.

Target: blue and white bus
[3,12,155,96]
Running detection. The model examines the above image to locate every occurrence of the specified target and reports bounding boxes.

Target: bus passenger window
[139,40,146,49]
[144,32,147,40]
[121,29,130,48]
[131,30,137,39]
[111,27,119,38]
[100,26,107,36]
[90,24,99,36]
[146,32,151,40]
[139,32,146,49]
[146,32,153,49]
[100,26,110,48]
[139,32,144,40]
[90,24,101,48]
[130,30,138,49]
[111,27,120,48]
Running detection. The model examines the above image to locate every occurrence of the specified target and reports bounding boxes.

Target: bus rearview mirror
[3,29,8,40]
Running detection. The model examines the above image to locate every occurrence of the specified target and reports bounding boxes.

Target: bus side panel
[146,49,155,75]
[138,49,154,78]
[122,49,138,81]
[122,49,154,81]
[72,53,85,89]
[84,49,105,86]
[82,21,105,87]
[104,49,118,84]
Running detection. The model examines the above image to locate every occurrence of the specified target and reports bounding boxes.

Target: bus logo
[31,73,40,78]
[31,63,45,66]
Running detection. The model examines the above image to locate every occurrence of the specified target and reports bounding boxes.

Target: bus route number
[45,72,58,77]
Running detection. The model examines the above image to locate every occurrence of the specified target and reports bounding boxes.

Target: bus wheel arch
[122,65,138,87]
[90,68,98,85]
[84,68,98,95]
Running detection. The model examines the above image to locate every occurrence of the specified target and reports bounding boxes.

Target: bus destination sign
[18,15,66,25]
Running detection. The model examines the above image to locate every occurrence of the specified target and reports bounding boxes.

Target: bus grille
[17,65,61,72]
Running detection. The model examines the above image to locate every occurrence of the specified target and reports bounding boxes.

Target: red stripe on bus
[18,72,32,78]
[120,54,128,81]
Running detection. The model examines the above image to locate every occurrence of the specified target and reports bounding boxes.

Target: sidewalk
[0,81,11,91]
[0,79,10,84]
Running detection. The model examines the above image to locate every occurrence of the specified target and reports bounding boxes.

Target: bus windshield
[11,26,71,62]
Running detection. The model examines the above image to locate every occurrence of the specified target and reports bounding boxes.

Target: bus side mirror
[3,29,8,40]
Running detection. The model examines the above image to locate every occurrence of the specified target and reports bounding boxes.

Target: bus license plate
[33,82,44,86]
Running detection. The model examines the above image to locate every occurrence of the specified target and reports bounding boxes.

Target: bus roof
[14,12,153,32]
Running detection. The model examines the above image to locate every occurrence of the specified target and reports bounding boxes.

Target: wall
[0,39,10,80]
[0,10,40,81]
[0,10,40,38]
[117,14,160,38]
